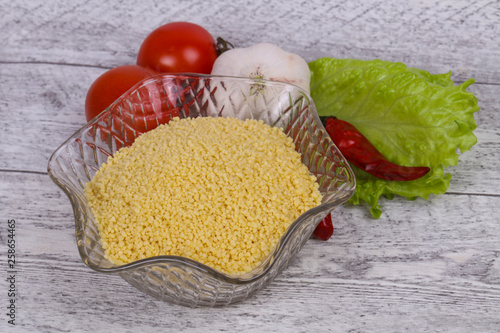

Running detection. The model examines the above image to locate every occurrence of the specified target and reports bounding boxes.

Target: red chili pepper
[313,213,334,241]
[324,117,430,181]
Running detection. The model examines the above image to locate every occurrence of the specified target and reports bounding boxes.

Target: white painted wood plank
[1,0,498,82]
[0,63,101,172]
[1,171,499,332]
[0,63,497,196]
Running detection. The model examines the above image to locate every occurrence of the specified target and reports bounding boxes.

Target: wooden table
[1,1,499,332]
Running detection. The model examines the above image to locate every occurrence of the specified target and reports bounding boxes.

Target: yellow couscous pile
[84,117,322,274]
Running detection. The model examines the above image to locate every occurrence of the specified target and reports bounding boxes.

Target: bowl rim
[48,73,356,285]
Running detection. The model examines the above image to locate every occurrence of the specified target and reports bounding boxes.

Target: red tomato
[85,65,154,121]
[136,22,217,74]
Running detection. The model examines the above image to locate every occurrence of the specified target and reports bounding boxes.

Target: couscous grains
[84,117,322,275]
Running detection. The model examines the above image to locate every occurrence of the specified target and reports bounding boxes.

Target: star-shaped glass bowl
[48,74,355,307]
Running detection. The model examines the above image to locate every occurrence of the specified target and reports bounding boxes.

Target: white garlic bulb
[211,43,311,94]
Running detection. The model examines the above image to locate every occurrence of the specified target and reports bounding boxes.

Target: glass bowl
[48,74,356,307]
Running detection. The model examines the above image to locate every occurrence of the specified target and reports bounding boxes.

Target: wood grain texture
[1,172,499,332]
[1,0,499,82]
[0,64,498,195]
[1,0,499,332]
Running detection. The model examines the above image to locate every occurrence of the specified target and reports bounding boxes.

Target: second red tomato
[84,65,154,121]
[136,22,218,74]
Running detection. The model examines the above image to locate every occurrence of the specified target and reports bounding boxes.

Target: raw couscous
[84,117,322,274]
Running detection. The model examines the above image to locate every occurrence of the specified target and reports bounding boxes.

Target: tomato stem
[216,37,235,56]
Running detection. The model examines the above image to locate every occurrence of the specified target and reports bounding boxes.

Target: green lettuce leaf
[308,58,480,218]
